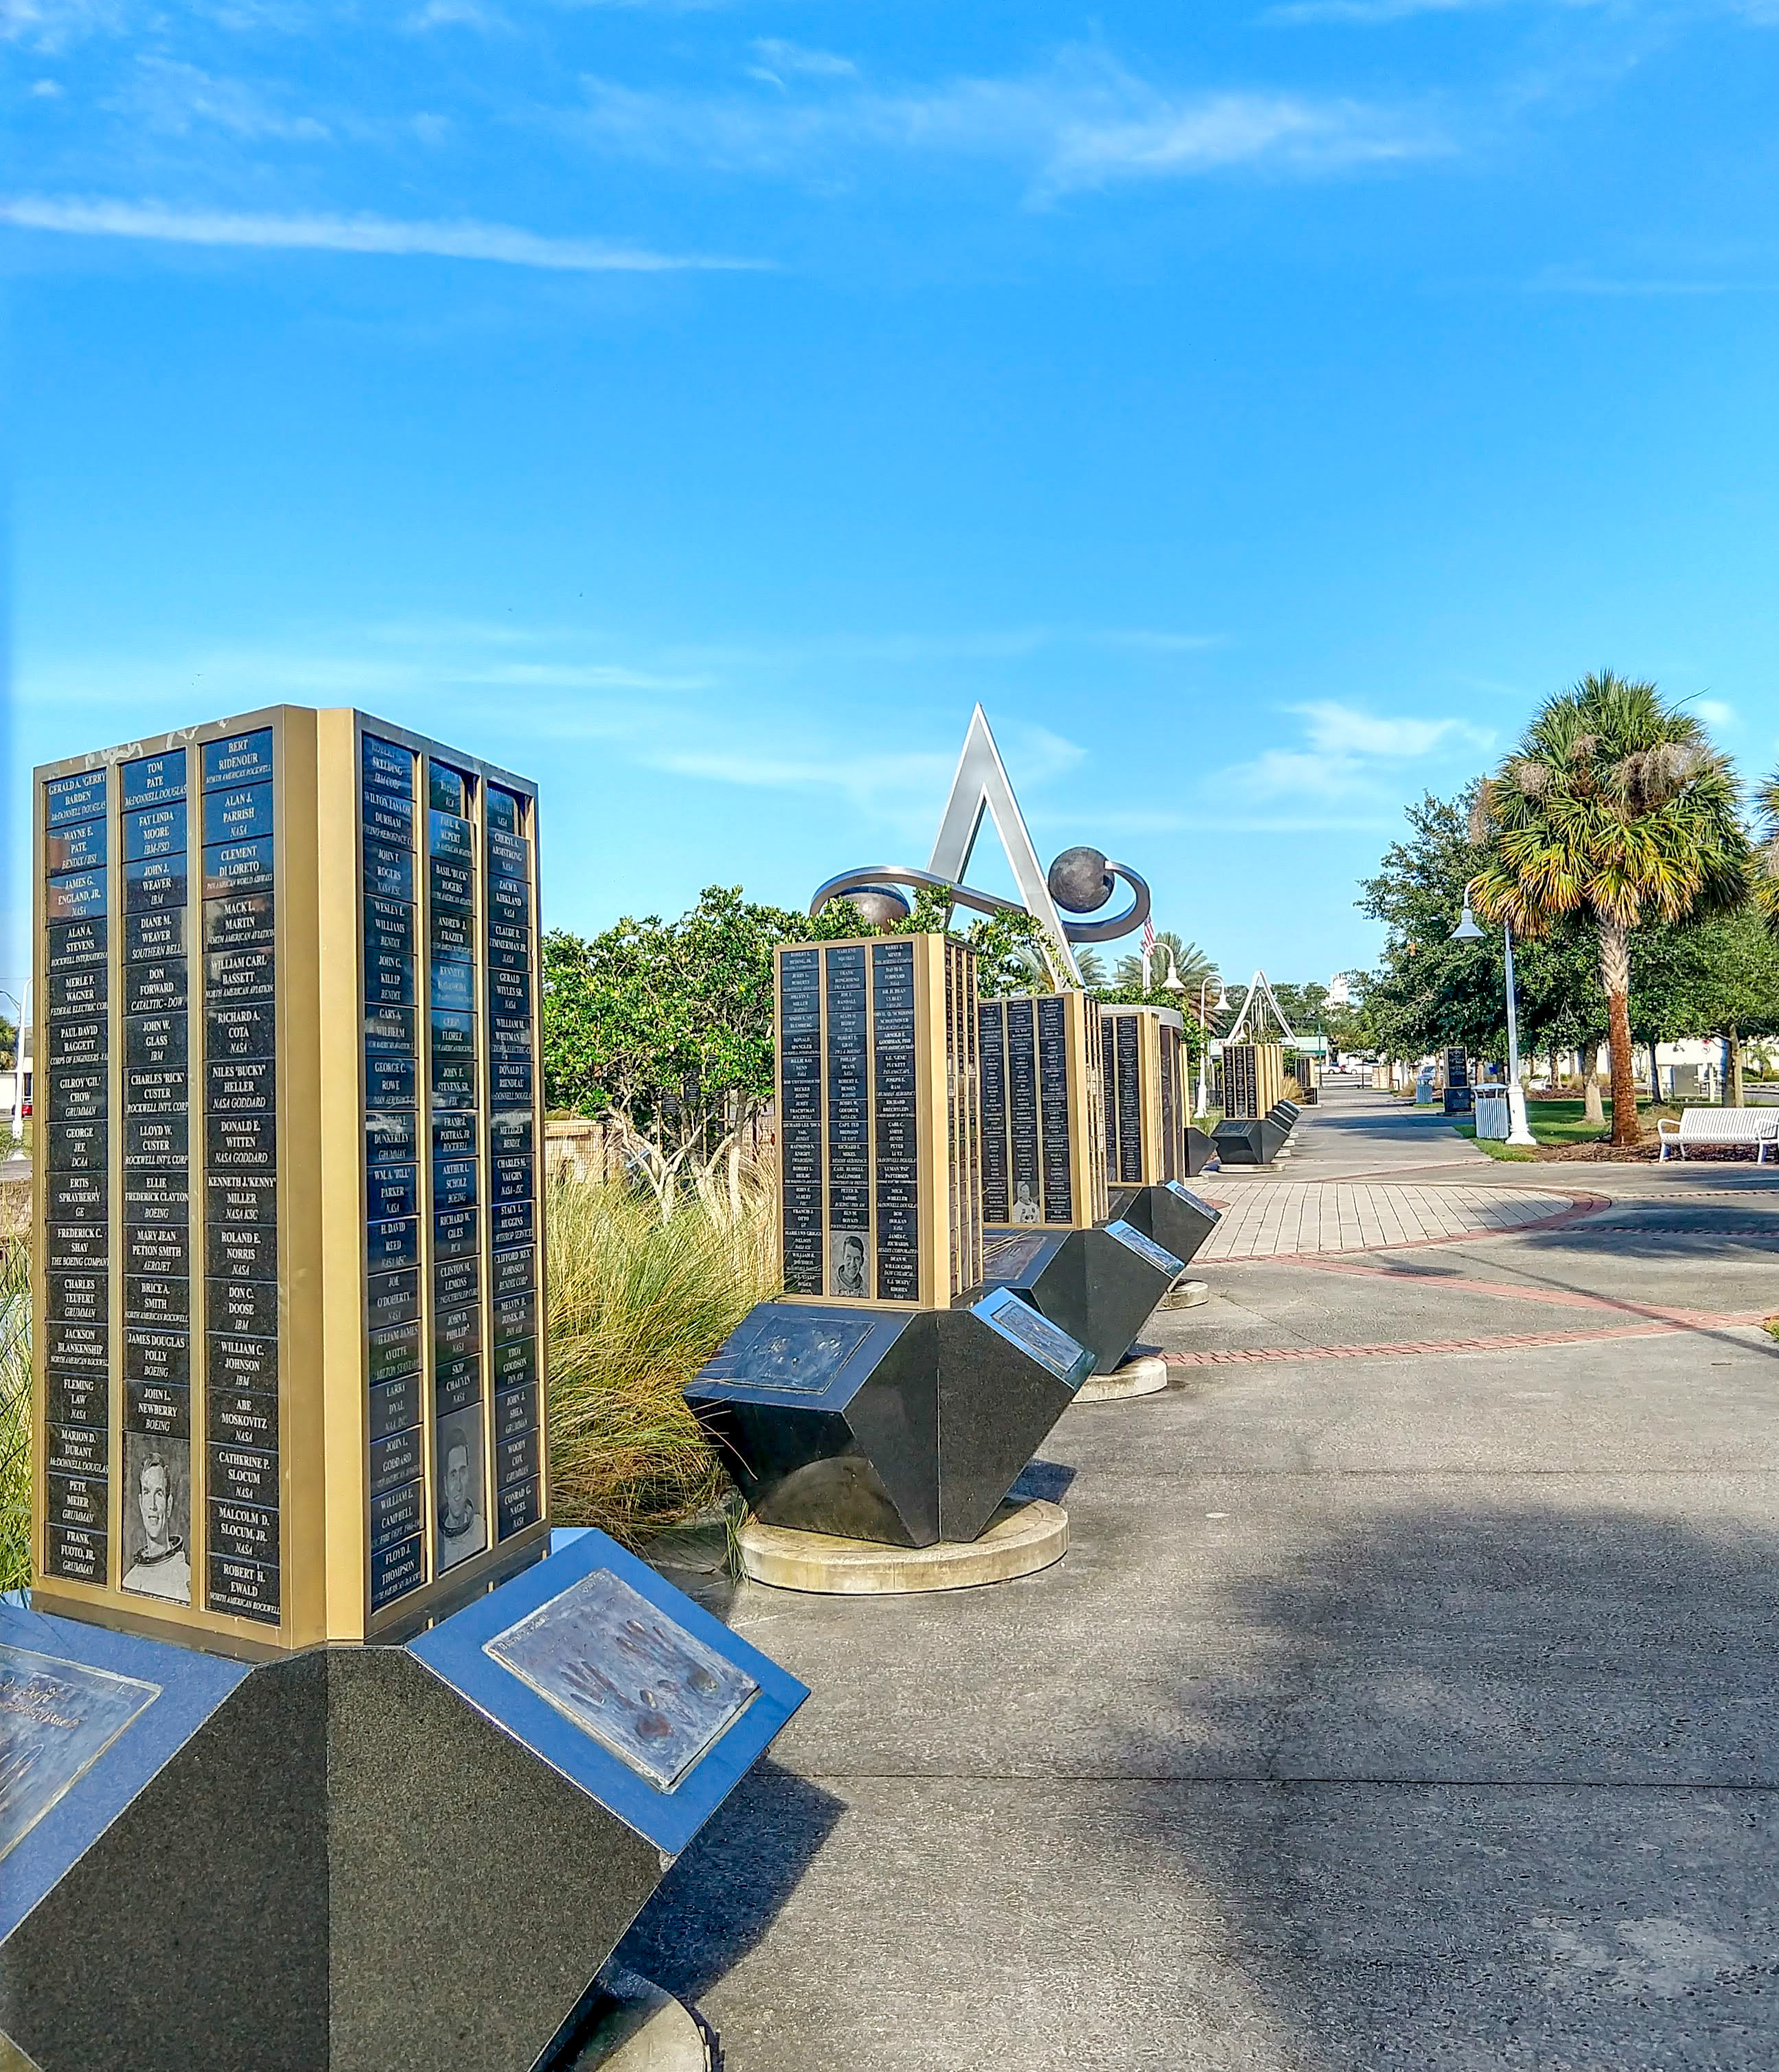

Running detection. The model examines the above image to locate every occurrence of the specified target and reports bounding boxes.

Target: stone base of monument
[1105,1180,1221,1270]
[736,1497,1069,1595]
[977,1221,1181,1377]
[1075,1353,1170,1403]
[1212,1115,1291,1166]
[0,1533,804,2072]
[1160,1278,1209,1310]
[566,1967,711,2071]
[687,1293,1094,1549]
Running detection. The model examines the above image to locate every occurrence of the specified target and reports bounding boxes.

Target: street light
[1450,891,1537,1147]
[1195,978,1227,1118]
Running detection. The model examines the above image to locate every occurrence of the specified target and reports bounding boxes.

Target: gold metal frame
[1101,1004,1190,1188]
[30,705,548,1657]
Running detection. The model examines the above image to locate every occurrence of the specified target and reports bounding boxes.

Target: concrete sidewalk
[623,1085,1779,2071]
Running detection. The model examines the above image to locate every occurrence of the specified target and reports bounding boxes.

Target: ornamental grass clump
[545,1177,777,1545]
[0,1231,32,1596]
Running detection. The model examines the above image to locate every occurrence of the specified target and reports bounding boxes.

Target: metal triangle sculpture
[807,704,1152,982]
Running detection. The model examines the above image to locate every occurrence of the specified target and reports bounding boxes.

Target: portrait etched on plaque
[119,1437,192,1605]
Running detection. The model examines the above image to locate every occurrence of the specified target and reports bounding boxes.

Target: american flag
[1141,918,1156,954]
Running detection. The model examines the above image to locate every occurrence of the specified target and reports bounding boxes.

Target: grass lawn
[1454,1097,1680,1161]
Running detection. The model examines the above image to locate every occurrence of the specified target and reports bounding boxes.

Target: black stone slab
[492,1055,534,1107]
[124,1274,190,1326]
[47,1066,106,1125]
[433,1206,478,1258]
[489,1110,533,1158]
[205,946,276,1002]
[435,1254,481,1311]
[48,1015,106,1068]
[488,967,531,1022]
[45,1522,107,1583]
[45,768,108,825]
[46,868,107,922]
[46,1475,107,1535]
[434,1355,484,1419]
[209,1443,279,1509]
[496,1429,540,1491]
[126,1011,186,1072]
[47,1120,106,1171]
[369,1536,425,1611]
[366,1055,415,1108]
[46,1368,108,1429]
[126,906,186,964]
[367,1108,418,1164]
[492,1247,532,1300]
[362,790,415,852]
[206,1000,275,1061]
[203,728,274,789]
[430,905,472,957]
[205,1173,277,1228]
[123,1328,190,1385]
[1105,1179,1221,1267]
[367,1217,419,1272]
[369,1480,424,1554]
[124,957,187,1015]
[207,1550,281,1621]
[45,816,107,874]
[123,856,185,913]
[203,890,274,952]
[208,1333,277,1392]
[496,1479,540,1539]
[46,1270,107,1326]
[45,1422,109,1478]
[368,1370,422,1443]
[369,1427,421,1498]
[493,1290,536,1345]
[430,1109,475,1158]
[369,1321,421,1386]
[125,1111,187,1165]
[203,837,274,900]
[47,960,107,1020]
[208,1496,277,1563]
[429,953,474,1011]
[45,1171,106,1223]
[432,1158,477,1211]
[428,854,472,911]
[125,1379,190,1440]
[364,839,415,903]
[122,748,186,806]
[207,1056,275,1116]
[203,781,273,847]
[123,800,185,862]
[124,1169,190,1225]
[126,1223,190,1276]
[45,1221,107,1269]
[485,785,523,833]
[208,1386,277,1451]
[431,1054,476,1107]
[47,915,108,970]
[362,733,416,796]
[491,1198,533,1250]
[366,1162,417,1223]
[45,1317,107,1369]
[486,922,529,971]
[207,1277,279,1338]
[206,1221,276,1280]
[492,1337,536,1393]
[485,827,530,880]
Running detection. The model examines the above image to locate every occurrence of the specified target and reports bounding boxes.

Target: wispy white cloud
[1215,700,1493,808]
[119,56,330,141]
[0,195,768,270]
[746,38,858,89]
[569,47,1449,197]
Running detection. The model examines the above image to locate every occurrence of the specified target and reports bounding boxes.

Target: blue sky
[7,0,1779,1010]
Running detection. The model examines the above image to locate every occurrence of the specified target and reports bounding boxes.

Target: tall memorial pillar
[974,991,1189,1379]
[10,706,806,2072]
[1213,1038,1294,1166]
[686,934,1097,1579]
[1101,1004,1222,1269]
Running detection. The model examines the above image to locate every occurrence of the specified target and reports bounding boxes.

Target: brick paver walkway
[1194,1180,1594,1261]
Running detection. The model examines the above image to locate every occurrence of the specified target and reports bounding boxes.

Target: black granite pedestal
[1,1534,805,2072]
[977,1221,1182,1376]
[686,1290,1094,1547]
[1185,1125,1216,1176]
[1104,1182,1221,1271]
[1212,1115,1291,1166]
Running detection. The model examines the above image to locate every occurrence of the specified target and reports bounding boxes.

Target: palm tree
[1112,932,1217,993]
[1471,671,1750,1147]
[1073,947,1108,987]
[1752,777,1779,936]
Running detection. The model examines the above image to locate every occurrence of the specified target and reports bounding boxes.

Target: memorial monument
[12,706,807,2071]
[1099,1002,1221,1272]
[976,991,1187,1382]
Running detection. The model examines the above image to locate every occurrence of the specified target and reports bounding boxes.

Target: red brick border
[1164,1307,1772,1370]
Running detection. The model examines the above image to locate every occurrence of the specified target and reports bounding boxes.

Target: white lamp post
[1450,898,1537,1147]
[1195,978,1227,1118]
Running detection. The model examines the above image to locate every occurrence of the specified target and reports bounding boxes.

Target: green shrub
[545,1177,776,1545]
[0,1234,31,1595]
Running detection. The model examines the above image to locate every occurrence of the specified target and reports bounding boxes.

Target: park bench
[1656,1107,1779,1162]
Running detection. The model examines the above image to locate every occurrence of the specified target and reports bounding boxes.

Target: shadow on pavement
[1079,1498,1779,2069]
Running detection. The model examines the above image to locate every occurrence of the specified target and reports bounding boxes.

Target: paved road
[625,1087,1779,2071]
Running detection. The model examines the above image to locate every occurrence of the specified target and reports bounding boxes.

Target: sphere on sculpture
[1047,847,1113,914]
[844,886,913,927]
